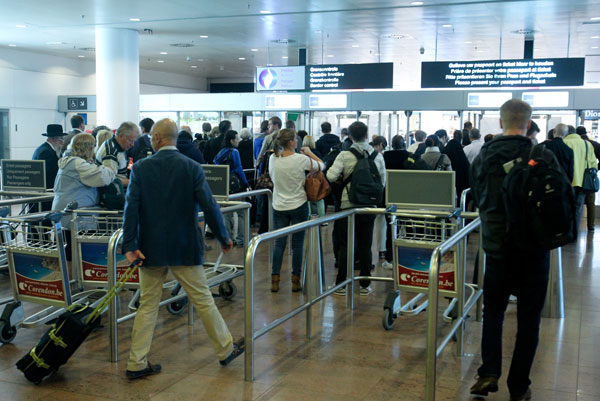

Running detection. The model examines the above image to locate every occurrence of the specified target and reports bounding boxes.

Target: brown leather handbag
[305,159,331,202]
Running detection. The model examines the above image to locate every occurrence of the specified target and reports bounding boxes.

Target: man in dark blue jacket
[122,118,243,380]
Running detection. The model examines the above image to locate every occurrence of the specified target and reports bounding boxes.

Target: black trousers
[335,213,376,288]
[477,249,549,396]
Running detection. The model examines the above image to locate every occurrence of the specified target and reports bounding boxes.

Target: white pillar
[95,28,139,128]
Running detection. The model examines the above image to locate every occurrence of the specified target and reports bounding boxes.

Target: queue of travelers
[30,106,599,393]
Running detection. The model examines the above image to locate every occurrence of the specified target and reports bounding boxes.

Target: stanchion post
[476,239,485,322]
[107,229,122,363]
[346,214,355,309]
[244,239,255,381]
[425,249,441,401]
[456,236,466,356]
[541,247,564,319]
[306,226,315,339]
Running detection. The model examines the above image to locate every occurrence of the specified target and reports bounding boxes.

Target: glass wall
[178,111,220,134]
[139,112,179,128]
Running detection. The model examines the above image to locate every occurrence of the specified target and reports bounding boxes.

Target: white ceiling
[3,0,600,88]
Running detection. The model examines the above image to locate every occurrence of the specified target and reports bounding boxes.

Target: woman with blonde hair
[269,129,324,292]
[96,129,113,148]
[52,133,116,259]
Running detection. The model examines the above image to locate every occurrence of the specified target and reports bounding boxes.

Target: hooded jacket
[52,156,116,228]
[214,147,249,188]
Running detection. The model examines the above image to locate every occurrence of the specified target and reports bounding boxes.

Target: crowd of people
[30,107,600,394]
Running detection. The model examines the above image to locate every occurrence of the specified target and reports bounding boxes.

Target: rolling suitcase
[16,259,140,384]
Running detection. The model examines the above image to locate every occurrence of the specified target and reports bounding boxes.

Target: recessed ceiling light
[15,24,26,28]
[282,56,288,59]
[160,51,167,55]
[191,65,197,68]
[476,50,484,53]
[78,55,85,58]
[374,53,381,56]
[198,58,204,61]
[157,60,165,63]
[8,44,16,47]
[591,17,600,21]
[442,24,452,28]
[352,44,360,48]
[593,46,599,49]
[411,1,424,5]
[267,63,273,66]
[464,41,472,44]
[199,35,208,38]
[129,18,141,22]
[238,57,246,60]
[251,48,259,52]
[46,41,63,45]
[592,36,600,39]
[260,10,271,14]
[327,54,334,57]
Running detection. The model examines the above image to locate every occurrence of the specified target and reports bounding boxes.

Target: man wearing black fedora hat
[32,124,67,211]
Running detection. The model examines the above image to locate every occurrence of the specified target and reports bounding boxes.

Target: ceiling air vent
[78,47,95,52]
[512,29,537,35]
[385,34,408,39]
[170,43,195,48]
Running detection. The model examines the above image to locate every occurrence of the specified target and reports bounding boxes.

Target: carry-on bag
[16,259,140,384]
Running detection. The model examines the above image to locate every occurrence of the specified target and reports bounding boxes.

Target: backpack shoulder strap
[348,147,363,160]
[435,154,445,170]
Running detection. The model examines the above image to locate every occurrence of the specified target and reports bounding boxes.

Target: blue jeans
[478,249,549,396]
[272,202,308,276]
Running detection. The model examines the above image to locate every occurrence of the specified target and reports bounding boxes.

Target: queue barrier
[105,201,252,362]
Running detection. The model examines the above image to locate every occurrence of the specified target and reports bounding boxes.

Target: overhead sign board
[256,66,305,91]
[522,91,569,108]
[57,95,96,112]
[1,160,46,191]
[202,165,229,199]
[585,110,600,120]
[421,58,585,89]
[467,92,513,108]
[256,63,393,92]
[264,94,302,109]
[308,94,347,109]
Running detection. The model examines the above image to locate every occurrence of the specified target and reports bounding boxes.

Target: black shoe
[220,338,245,366]
[510,387,532,401]
[126,362,162,380]
[470,376,498,396]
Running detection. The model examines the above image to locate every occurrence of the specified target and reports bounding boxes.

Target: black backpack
[403,153,432,170]
[502,144,576,251]
[343,148,384,206]
[323,143,342,173]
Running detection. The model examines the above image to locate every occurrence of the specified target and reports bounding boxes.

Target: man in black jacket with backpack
[470,99,561,401]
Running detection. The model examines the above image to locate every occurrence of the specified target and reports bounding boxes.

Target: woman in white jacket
[52,133,116,259]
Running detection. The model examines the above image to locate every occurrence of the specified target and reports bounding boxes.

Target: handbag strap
[585,139,590,169]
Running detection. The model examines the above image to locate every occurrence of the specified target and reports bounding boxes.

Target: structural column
[95,28,140,128]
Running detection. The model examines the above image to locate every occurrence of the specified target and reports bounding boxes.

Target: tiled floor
[0,222,598,401]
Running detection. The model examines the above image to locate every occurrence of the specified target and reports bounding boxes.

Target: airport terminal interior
[2,1,600,400]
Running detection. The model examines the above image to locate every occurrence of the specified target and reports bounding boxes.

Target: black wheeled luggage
[16,260,140,384]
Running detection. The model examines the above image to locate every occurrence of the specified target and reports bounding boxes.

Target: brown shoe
[470,376,498,396]
[271,275,280,292]
[291,274,302,292]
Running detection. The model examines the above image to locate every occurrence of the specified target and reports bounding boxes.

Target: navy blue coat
[32,141,59,211]
[122,148,229,267]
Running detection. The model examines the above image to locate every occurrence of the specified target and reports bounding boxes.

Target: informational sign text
[1,160,46,191]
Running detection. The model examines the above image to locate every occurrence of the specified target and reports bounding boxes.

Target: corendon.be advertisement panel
[396,246,456,292]
[81,242,139,283]
[13,253,67,302]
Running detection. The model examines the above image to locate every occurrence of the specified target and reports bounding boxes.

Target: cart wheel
[166,299,187,315]
[218,282,237,300]
[382,308,395,330]
[0,321,17,344]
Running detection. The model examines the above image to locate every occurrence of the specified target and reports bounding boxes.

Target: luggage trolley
[0,212,105,343]
[381,170,477,330]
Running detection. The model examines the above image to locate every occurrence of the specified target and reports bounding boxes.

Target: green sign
[1,160,46,191]
[201,165,229,199]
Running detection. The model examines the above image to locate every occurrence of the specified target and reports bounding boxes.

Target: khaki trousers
[127,265,233,371]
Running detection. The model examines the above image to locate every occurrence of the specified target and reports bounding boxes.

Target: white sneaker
[329,285,346,296]
[382,261,393,270]
[359,286,373,296]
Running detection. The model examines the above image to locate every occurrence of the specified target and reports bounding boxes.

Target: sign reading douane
[202,165,229,198]
[307,63,393,90]
[1,160,46,191]
[421,58,585,88]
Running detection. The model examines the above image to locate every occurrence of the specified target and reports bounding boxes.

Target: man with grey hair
[470,99,556,401]
[408,130,426,153]
[96,121,140,187]
[463,128,484,164]
[542,123,574,182]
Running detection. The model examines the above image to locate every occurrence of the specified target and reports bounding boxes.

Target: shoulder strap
[585,139,590,169]
[435,154,445,170]
[348,147,363,160]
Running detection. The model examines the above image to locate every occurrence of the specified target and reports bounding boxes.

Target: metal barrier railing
[425,216,481,401]
[106,201,252,362]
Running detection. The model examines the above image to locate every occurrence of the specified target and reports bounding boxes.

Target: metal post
[306,226,316,339]
[107,229,122,362]
[425,249,441,401]
[268,193,273,266]
[244,238,256,381]
[541,248,564,319]
[476,240,485,322]
[456,237,466,356]
[346,214,355,309]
